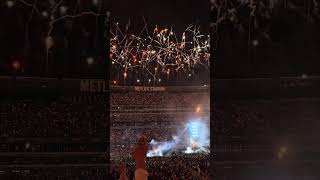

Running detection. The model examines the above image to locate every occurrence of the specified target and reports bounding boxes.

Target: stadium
[1,0,320,179]
[0,76,211,179]
[213,77,320,180]
[0,76,108,179]
[110,85,210,179]
[2,76,320,180]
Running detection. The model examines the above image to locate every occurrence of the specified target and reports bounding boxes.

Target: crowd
[0,155,106,165]
[111,153,209,180]
[0,141,105,153]
[0,90,212,179]
[212,101,267,138]
[111,114,209,126]
[110,91,210,179]
[111,92,209,107]
[211,99,320,146]
[110,124,210,158]
[0,167,107,180]
[0,100,107,138]
[111,126,177,143]
[110,128,190,158]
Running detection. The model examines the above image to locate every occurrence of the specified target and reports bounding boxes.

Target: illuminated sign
[80,80,108,92]
[134,86,165,92]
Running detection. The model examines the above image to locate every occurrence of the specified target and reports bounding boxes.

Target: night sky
[2,1,320,79]
[212,1,320,78]
[110,0,210,34]
[0,0,109,78]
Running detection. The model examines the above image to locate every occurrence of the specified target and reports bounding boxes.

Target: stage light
[189,122,200,140]
[252,39,259,46]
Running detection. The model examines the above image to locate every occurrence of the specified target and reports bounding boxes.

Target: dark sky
[0,1,108,77]
[212,2,320,78]
[110,0,210,34]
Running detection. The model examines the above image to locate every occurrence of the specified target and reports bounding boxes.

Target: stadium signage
[134,86,165,91]
[80,80,108,92]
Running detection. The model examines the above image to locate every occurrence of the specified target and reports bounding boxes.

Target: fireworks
[110,22,210,79]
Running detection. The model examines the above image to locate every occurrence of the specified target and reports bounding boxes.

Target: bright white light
[86,57,94,65]
[7,1,14,8]
[60,6,68,14]
[92,0,99,6]
[252,39,259,46]
[301,74,308,79]
[41,11,48,17]
[185,147,194,154]
[137,79,140,83]
[187,120,210,149]
[25,142,30,149]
